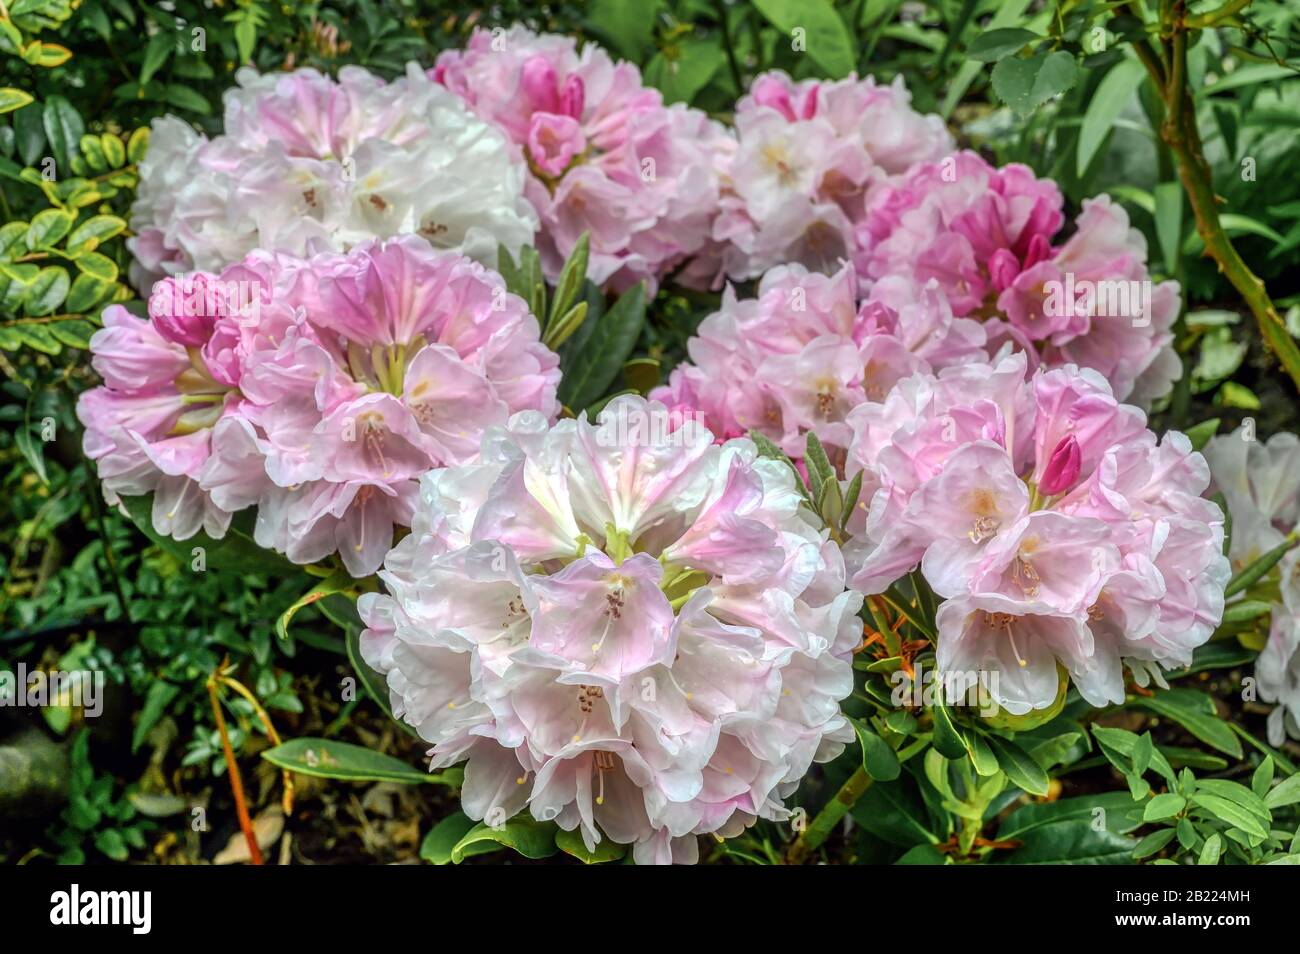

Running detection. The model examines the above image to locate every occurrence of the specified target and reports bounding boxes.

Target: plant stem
[207,670,264,865]
[786,766,873,864]
[1132,1,1300,393]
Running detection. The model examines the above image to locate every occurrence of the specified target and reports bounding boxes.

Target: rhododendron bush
[5,0,1300,876]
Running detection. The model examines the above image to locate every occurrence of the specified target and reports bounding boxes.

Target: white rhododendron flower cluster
[700,69,953,283]
[128,63,537,288]
[357,397,863,862]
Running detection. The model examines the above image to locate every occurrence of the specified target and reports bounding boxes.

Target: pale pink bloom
[844,355,1227,713]
[651,263,986,459]
[434,26,731,294]
[701,70,952,283]
[357,396,862,862]
[129,64,537,290]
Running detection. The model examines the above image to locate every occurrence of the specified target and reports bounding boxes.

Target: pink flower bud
[149,275,218,346]
[1038,434,1081,496]
[751,75,797,122]
[520,55,559,113]
[560,74,585,119]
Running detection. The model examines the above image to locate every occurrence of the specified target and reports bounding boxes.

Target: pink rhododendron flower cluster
[1205,425,1300,745]
[855,150,1181,403]
[78,235,560,576]
[433,26,731,294]
[356,396,863,863]
[129,63,537,290]
[700,69,953,283]
[843,352,1228,715]
[651,263,986,456]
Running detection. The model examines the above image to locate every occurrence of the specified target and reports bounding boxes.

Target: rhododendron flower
[700,70,953,284]
[1205,424,1300,745]
[651,263,985,457]
[357,396,863,863]
[80,235,560,576]
[855,151,1180,403]
[1259,552,1300,746]
[843,352,1228,714]
[1204,425,1300,572]
[128,63,537,289]
[433,26,731,294]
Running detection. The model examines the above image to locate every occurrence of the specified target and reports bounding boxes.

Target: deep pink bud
[520,55,559,113]
[560,74,585,119]
[987,248,1021,293]
[1038,434,1081,496]
[800,83,820,119]
[751,75,796,122]
[149,275,218,346]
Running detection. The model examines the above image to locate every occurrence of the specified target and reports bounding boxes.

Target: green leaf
[1183,417,1220,451]
[543,301,588,351]
[0,88,34,116]
[1189,793,1269,839]
[994,819,1136,864]
[1263,773,1300,810]
[140,32,172,86]
[276,567,353,640]
[127,127,150,164]
[1220,599,1272,625]
[234,16,257,63]
[998,792,1146,839]
[94,829,129,862]
[100,133,125,169]
[1199,833,1223,865]
[261,738,455,786]
[42,94,84,175]
[583,0,661,61]
[25,208,74,249]
[548,232,589,331]
[1153,181,1183,276]
[73,251,117,282]
[66,213,127,253]
[987,735,1050,797]
[645,38,724,104]
[64,273,111,314]
[967,731,1000,777]
[929,693,969,761]
[556,826,627,864]
[419,811,478,864]
[991,50,1078,116]
[163,84,211,115]
[1132,827,1177,859]
[132,681,180,753]
[967,28,1041,63]
[450,816,558,863]
[852,717,901,781]
[1077,58,1146,176]
[1143,793,1186,822]
[25,265,70,315]
[752,0,854,79]
[557,282,646,411]
[1226,536,1299,598]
